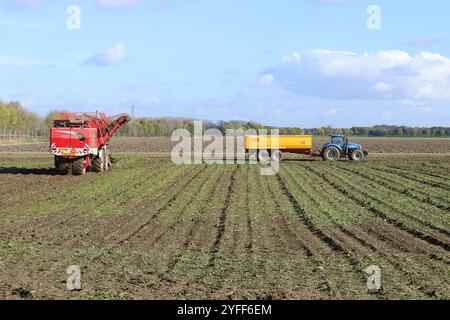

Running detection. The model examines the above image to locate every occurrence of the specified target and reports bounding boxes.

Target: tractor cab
[329,134,347,150]
[321,134,368,162]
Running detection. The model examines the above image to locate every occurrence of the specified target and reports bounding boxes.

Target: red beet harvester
[50,112,130,175]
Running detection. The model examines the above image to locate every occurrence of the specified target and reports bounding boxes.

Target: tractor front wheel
[322,147,340,161]
[350,149,364,162]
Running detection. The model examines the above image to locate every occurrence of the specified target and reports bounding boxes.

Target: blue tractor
[321,134,369,162]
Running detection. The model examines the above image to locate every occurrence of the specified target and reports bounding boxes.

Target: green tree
[316,127,325,136]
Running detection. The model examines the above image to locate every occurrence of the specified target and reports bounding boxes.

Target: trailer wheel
[271,150,283,162]
[322,147,340,161]
[246,150,257,162]
[257,150,270,163]
[350,149,364,162]
[72,158,86,175]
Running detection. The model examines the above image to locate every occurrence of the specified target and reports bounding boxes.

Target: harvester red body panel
[50,112,130,174]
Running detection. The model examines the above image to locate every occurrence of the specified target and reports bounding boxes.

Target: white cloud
[82,42,128,66]
[97,0,140,9]
[268,50,450,100]
[259,73,274,87]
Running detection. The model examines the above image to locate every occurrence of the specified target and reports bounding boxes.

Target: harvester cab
[321,134,368,162]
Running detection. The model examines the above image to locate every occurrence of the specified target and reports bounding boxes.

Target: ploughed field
[1,137,450,154]
[0,151,449,299]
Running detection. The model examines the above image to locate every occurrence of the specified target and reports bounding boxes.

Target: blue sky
[1,0,449,127]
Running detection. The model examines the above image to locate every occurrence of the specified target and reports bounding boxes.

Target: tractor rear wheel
[350,149,364,162]
[322,147,340,161]
[72,158,86,175]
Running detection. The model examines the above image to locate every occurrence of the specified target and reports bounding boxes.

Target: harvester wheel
[54,156,61,168]
[93,157,104,173]
[72,158,86,175]
[61,163,72,175]
[350,149,364,162]
[93,148,105,173]
[55,157,69,174]
[322,147,340,161]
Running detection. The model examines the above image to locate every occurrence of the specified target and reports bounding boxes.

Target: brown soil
[1,137,450,154]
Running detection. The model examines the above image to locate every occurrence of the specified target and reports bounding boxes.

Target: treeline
[122,119,450,138]
[0,100,43,130]
[278,125,450,137]
[118,119,266,136]
[1,100,449,137]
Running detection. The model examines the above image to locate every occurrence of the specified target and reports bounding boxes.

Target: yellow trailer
[245,135,312,151]
[245,135,314,161]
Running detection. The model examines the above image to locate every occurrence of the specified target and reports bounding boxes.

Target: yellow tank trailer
[245,135,313,161]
